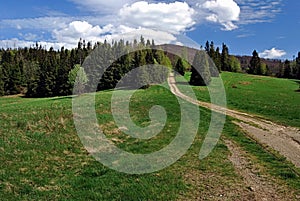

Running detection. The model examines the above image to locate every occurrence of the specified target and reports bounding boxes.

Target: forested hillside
[0,38,172,97]
[0,38,299,98]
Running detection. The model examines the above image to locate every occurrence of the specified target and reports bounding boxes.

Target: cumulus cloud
[259,48,286,59]
[51,20,179,48]
[111,28,178,45]
[119,1,195,33]
[52,21,113,46]
[0,38,66,50]
[0,0,285,49]
[198,0,241,30]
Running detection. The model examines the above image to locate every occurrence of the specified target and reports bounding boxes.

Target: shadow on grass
[176,82,190,86]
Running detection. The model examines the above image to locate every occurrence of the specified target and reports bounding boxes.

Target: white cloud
[52,21,114,47]
[0,0,285,50]
[198,0,241,30]
[0,38,66,50]
[259,48,286,59]
[119,1,195,33]
[235,0,282,24]
[110,28,178,45]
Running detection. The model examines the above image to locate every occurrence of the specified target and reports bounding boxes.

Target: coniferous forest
[0,38,299,98]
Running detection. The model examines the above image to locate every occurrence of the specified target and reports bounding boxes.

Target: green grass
[181,72,300,128]
[224,118,300,190]
[1,75,300,200]
[0,86,248,200]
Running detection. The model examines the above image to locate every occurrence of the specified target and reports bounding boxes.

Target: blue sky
[0,0,299,59]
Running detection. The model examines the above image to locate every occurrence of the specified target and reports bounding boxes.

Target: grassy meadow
[0,72,300,200]
[182,72,300,128]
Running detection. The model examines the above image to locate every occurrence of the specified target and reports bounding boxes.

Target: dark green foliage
[190,51,211,86]
[0,65,4,96]
[205,41,221,74]
[296,52,300,79]
[282,60,291,78]
[248,50,261,74]
[55,47,72,96]
[0,38,299,98]
[175,58,185,76]
[214,47,222,72]
[247,50,269,76]
[221,43,230,71]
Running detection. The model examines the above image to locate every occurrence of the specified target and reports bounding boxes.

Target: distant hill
[236,55,282,76]
[156,44,197,65]
[157,44,283,76]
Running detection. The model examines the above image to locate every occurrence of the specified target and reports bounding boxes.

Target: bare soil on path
[168,74,300,200]
[168,73,300,168]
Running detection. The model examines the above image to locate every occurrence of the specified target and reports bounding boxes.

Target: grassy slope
[0,87,247,200]
[182,72,300,128]
[1,74,300,200]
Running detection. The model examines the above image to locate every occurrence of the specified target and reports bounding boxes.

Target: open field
[1,72,300,200]
[183,72,300,128]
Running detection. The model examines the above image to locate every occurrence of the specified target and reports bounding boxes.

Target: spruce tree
[221,43,230,71]
[190,51,211,86]
[296,52,300,79]
[0,65,4,96]
[249,50,261,74]
[175,58,185,76]
[214,47,222,72]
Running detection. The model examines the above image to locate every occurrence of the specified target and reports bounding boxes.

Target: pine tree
[25,61,40,97]
[0,65,4,96]
[221,43,230,71]
[190,51,211,86]
[175,58,185,76]
[205,41,210,52]
[249,50,261,74]
[209,41,215,58]
[214,47,222,72]
[55,47,72,96]
[296,52,300,79]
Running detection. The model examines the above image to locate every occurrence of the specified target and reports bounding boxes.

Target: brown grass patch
[238,81,252,85]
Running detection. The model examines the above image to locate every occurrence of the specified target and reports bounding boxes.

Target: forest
[0,38,299,98]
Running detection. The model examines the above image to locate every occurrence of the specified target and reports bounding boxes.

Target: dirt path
[225,140,293,201]
[167,73,300,168]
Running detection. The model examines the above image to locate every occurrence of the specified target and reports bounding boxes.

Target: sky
[0,0,299,59]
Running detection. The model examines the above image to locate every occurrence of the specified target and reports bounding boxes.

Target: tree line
[0,37,173,97]
[0,38,299,97]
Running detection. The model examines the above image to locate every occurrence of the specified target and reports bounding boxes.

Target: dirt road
[167,73,300,168]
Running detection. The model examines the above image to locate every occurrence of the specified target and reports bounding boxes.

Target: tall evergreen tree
[296,52,300,79]
[214,47,222,72]
[221,43,230,71]
[55,47,72,96]
[190,51,211,86]
[0,65,4,96]
[249,50,261,74]
[205,41,210,53]
[175,58,185,76]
